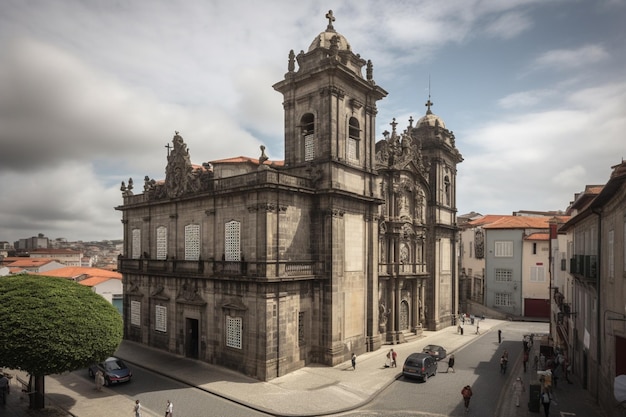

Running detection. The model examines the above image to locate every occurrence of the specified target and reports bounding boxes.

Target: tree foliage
[0,275,123,376]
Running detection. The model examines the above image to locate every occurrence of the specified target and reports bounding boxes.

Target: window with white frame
[131,229,141,259]
[156,226,167,260]
[130,300,141,326]
[184,224,200,261]
[530,265,546,282]
[494,241,513,257]
[225,220,241,261]
[226,316,242,349]
[495,268,513,282]
[495,292,512,307]
[155,305,167,332]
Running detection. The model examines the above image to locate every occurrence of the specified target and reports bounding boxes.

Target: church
[116,11,463,381]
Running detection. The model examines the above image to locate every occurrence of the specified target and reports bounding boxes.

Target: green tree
[0,275,123,409]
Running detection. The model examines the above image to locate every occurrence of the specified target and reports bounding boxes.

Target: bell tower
[273,10,387,177]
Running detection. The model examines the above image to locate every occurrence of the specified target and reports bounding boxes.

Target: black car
[88,357,132,386]
[422,344,447,361]
[402,352,438,381]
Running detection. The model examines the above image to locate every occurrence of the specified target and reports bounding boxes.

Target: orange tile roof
[31,248,81,254]
[468,215,569,229]
[6,258,56,267]
[35,266,121,281]
[79,276,116,287]
[525,233,550,241]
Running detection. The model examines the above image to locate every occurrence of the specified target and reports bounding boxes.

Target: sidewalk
[1,318,606,416]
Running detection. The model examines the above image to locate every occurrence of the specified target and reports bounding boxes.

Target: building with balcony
[558,161,626,416]
[115,12,462,381]
[459,214,568,319]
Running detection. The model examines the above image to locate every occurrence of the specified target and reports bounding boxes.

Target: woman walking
[461,385,473,412]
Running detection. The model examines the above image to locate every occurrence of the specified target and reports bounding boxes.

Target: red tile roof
[468,215,570,229]
[524,233,550,241]
[35,267,121,281]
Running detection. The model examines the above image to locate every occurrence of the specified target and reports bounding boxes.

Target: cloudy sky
[1,0,625,243]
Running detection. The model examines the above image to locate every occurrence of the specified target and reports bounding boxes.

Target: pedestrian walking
[498,329,502,343]
[134,399,142,417]
[447,354,455,373]
[165,399,173,417]
[391,349,397,367]
[475,321,480,334]
[512,377,525,407]
[351,353,356,370]
[500,355,508,374]
[523,350,529,372]
[460,323,464,335]
[95,369,104,391]
[461,385,473,412]
[541,387,552,417]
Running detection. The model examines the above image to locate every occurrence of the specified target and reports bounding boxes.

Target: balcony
[118,258,320,281]
[569,254,597,281]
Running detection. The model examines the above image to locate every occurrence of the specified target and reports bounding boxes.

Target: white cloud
[532,44,610,71]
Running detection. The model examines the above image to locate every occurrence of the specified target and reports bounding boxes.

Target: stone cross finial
[425,98,434,114]
[408,116,414,128]
[165,143,172,156]
[325,10,335,30]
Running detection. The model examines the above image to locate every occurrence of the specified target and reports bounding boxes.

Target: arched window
[301,113,315,161]
[348,117,360,161]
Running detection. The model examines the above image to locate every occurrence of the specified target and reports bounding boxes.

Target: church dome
[308,30,351,52]
[308,10,352,52]
[416,99,446,129]
[417,112,446,129]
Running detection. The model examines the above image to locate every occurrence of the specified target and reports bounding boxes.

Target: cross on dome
[425,98,434,114]
[325,10,335,31]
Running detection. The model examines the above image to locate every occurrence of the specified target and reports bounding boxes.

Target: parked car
[88,357,132,386]
[422,344,447,361]
[402,352,438,381]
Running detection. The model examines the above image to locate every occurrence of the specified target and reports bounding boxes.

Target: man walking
[498,329,502,343]
[461,385,473,412]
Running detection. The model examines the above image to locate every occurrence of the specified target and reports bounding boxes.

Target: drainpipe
[276,173,281,378]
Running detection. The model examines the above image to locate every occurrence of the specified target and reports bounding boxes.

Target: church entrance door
[186,318,199,359]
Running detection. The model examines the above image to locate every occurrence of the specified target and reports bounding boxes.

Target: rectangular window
[156,226,167,260]
[495,292,512,307]
[155,305,167,332]
[530,265,546,282]
[494,241,513,257]
[304,134,315,161]
[495,268,513,282]
[131,229,141,259]
[347,138,359,161]
[532,242,537,255]
[469,241,473,258]
[298,311,306,346]
[130,300,141,326]
[226,316,242,349]
[184,224,200,261]
[225,220,241,261]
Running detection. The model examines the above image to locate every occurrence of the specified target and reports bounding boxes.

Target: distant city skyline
[1,1,624,242]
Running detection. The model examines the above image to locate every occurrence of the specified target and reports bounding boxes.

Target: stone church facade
[116,11,462,381]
